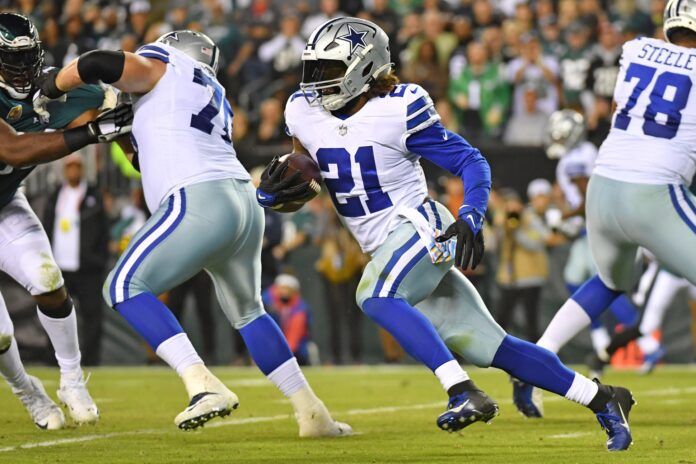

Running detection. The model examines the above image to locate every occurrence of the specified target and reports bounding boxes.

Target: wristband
[63,125,98,152]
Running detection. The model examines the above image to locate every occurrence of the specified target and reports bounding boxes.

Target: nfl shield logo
[338,124,348,136]
[7,104,22,121]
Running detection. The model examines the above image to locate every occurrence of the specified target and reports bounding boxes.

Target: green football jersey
[0,82,105,209]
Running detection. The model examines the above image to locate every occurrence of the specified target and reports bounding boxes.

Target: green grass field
[0,366,695,464]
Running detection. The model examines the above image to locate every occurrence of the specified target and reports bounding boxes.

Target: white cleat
[57,371,99,424]
[174,389,239,430]
[297,400,353,438]
[14,375,65,430]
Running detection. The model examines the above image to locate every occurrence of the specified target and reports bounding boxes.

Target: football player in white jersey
[257,17,636,451]
[513,111,640,417]
[521,0,696,392]
[25,30,350,435]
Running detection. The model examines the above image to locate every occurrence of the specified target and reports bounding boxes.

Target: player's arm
[35,50,166,99]
[407,121,491,270]
[0,104,132,168]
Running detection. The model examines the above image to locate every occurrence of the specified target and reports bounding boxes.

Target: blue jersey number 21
[316,146,393,218]
[190,68,233,143]
[614,62,692,139]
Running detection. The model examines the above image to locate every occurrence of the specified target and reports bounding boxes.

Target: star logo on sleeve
[337,25,368,55]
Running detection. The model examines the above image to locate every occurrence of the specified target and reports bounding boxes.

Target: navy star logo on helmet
[337,25,368,55]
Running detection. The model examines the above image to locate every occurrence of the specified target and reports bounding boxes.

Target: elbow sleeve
[77,50,126,84]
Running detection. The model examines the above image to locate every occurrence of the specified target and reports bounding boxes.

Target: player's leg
[204,179,350,437]
[0,192,97,423]
[0,290,64,429]
[356,204,497,432]
[104,186,237,430]
[420,269,635,451]
[634,270,685,372]
[537,176,641,355]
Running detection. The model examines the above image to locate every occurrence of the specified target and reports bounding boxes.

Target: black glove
[86,103,133,143]
[256,156,316,208]
[436,219,485,271]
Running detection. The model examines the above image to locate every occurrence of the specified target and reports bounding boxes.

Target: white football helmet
[300,17,392,112]
[664,0,696,43]
[544,110,586,159]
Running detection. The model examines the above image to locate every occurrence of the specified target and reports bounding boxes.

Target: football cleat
[175,390,239,430]
[437,390,499,432]
[14,375,65,430]
[57,371,99,424]
[639,347,666,375]
[595,383,635,451]
[511,377,543,418]
[297,400,353,438]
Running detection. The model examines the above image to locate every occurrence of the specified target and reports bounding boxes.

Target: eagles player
[0,13,130,429]
[258,17,636,451]
[520,0,696,389]
[31,30,351,435]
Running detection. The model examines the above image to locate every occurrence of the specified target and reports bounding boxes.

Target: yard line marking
[2,384,695,453]
[547,432,592,439]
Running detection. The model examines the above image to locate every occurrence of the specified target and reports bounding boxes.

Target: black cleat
[437,390,499,432]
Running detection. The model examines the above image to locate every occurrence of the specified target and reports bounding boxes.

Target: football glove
[32,68,66,124]
[436,207,485,271]
[86,103,133,143]
[256,156,316,208]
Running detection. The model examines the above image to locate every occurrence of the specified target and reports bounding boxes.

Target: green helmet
[0,13,43,99]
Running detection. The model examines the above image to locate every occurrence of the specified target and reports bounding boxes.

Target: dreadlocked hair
[366,70,400,99]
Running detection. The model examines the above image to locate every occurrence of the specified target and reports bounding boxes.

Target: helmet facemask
[0,42,42,99]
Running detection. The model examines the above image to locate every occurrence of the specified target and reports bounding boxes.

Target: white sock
[0,338,32,392]
[268,358,309,397]
[434,360,470,392]
[537,299,591,353]
[155,333,203,376]
[36,307,82,376]
[590,326,610,355]
[637,334,660,356]
[267,358,324,416]
[564,372,599,406]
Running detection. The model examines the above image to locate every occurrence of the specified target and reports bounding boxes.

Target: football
[272,153,322,213]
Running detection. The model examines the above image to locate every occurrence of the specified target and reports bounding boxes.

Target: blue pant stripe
[110,195,175,305]
[123,189,187,300]
[372,233,420,298]
[679,185,696,215]
[428,200,442,230]
[669,185,696,233]
[387,246,428,298]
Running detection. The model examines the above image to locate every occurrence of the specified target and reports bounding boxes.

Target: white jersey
[557,141,597,210]
[596,37,696,185]
[132,43,250,212]
[285,83,437,254]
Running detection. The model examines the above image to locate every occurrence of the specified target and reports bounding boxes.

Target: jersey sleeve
[403,84,440,136]
[135,43,171,64]
[46,84,105,130]
[284,90,311,138]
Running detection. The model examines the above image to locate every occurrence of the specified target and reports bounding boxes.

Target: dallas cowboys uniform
[588,37,696,289]
[557,141,597,286]
[285,83,506,366]
[102,43,265,329]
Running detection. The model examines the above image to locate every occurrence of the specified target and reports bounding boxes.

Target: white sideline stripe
[114,191,182,303]
[3,385,696,453]
[378,238,423,298]
[547,432,592,439]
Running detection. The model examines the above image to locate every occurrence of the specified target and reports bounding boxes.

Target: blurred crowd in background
[2,0,694,367]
